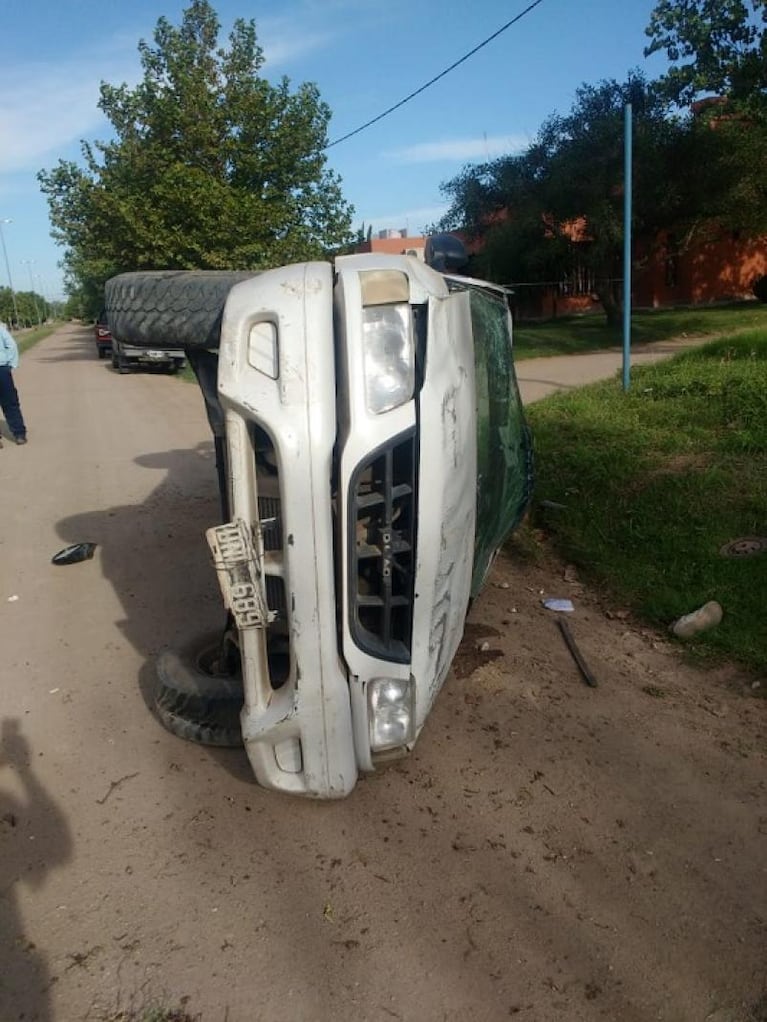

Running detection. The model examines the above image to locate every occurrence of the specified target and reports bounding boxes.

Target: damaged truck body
[105,242,532,799]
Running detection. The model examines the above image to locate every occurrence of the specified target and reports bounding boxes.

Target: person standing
[0,321,27,446]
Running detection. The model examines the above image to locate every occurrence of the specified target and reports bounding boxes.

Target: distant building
[352,221,767,318]
[633,229,767,309]
[353,228,426,263]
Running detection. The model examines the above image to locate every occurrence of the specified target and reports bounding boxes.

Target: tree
[439,73,767,324]
[0,286,48,327]
[440,77,692,324]
[38,0,353,314]
[645,0,767,114]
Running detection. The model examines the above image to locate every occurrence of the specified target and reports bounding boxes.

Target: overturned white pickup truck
[105,237,532,799]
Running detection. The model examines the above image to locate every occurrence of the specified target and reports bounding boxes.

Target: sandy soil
[1,325,765,1022]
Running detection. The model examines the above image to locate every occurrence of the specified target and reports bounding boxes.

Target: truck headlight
[362,304,414,414]
[368,676,415,752]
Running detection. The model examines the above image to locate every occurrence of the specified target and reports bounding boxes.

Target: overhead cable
[326,0,546,149]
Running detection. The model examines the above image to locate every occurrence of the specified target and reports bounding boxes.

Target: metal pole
[22,259,42,325]
[36,275,48,321]
[0,218,20,328]
[622,103,633,392]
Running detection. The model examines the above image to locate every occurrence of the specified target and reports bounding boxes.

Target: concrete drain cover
[719,536,767,558]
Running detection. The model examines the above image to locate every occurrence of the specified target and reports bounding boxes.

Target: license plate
[146,350,165,359]
[206,520,273,630]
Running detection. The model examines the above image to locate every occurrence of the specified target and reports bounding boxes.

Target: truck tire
[154,631,244,748]
[105,270,260,351]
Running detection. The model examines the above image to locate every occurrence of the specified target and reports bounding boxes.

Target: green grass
[107,1012,196,1022]
[513,301,767,359]
[16,323,60,354]
[100,1002,198,1021]
[525,330,767,673]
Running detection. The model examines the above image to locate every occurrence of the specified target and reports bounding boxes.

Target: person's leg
[0,367,26,440]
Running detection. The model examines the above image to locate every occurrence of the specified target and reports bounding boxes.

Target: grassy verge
[17,323,61,354]
[524,331,767,673]
[513,301,767,359]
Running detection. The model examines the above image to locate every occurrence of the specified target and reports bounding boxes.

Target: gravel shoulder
[0,325,764,1022]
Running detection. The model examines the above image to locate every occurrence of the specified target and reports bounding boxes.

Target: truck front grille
[258,495,283,552]
[251,427,289,689]
[349,430,417,663]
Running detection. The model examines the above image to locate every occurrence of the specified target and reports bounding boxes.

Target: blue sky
[0,0,670,300]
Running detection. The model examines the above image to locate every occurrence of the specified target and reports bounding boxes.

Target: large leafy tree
[645,0,767,114]
[440,74,767,324]
[39,0,353,313]
[440,77,691,324]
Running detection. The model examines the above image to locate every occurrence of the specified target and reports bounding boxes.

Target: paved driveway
[516,336,709,404]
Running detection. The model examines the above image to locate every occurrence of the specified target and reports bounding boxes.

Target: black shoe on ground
[14,435,27,445]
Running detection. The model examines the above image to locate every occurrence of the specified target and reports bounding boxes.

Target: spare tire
[105,270,261,350]
[154,630,244,748]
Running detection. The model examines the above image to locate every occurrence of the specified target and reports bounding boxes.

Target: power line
[326,0,546,149]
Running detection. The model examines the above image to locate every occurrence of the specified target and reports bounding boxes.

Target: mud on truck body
[105,240,533,799]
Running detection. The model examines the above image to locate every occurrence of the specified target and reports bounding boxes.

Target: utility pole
[0,218,20,327]
[36,275,49,321]
[622,103,633,393]
[22,259,42,325]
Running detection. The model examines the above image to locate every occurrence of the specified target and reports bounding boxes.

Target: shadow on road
[33,326,98,363]
[0,719,73,1022]
[53,443,247,763]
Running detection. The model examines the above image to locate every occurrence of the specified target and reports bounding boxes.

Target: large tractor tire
[105,270,260,351]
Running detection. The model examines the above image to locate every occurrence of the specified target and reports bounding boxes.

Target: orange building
[633,229,767,308]
[353,224,767,318]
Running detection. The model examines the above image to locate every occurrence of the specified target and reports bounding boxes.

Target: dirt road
[1,325,765,1022]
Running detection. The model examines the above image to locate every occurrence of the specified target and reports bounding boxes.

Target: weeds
[526,332,767,672]
[93,990,200,1022]
[17,323,59,355]
[101,1007,199,1022]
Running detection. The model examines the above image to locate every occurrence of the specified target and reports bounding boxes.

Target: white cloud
[0,12,341,176]
[386,135,530,164]
[0,43,141,175]
[259,0,392,67]
[257,4,344,68]
[0,76,106,174]
[261,25,336,66]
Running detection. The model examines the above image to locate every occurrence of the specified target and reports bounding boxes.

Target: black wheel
[117,348,132,374]
[111,348,119,370]
[154,630,244,748]
[97,346,106,359]
[105,270,261,351]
